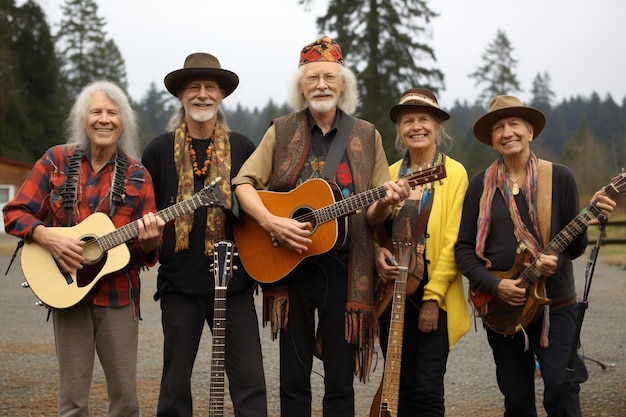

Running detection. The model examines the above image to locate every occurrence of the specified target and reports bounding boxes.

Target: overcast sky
[30,0,626,110]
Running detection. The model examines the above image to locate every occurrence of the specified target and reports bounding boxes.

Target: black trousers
[486,303,587,417]
[379,298,449,417]
[279,252,355,417]
[156,287,267,417]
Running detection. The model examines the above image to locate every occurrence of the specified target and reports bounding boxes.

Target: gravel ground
[1,233,625,416]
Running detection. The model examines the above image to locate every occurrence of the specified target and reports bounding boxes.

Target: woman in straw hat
[373,88,470,416]
[455,95,615,416]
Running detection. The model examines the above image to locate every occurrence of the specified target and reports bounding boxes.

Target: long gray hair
[65,80,140,160]
[286,64,360,115]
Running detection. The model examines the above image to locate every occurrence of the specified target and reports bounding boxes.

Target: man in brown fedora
[142,53,267,417]
[233,36,409,417]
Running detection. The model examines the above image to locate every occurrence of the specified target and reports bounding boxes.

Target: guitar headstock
[403,165,446,188]
[608,169,626,195]
[212,240,236,288]
[199,176,226,207]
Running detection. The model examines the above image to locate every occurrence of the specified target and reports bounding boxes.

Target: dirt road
[1,234,625,416]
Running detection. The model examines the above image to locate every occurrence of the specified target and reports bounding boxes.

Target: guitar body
[234,166,447,284]
[19,178,225,310]
[471,251,550,335]
[21,212,131,310]
[234,178,345,283]
[369,383,392,417]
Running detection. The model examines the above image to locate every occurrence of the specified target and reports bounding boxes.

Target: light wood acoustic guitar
[208,240,236,417]
[20,177,225,310]
[471,170,626,335]
[370,237,414,417]
[233,165,446,284]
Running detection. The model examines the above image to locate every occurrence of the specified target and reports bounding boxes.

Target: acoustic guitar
[208,240,236,417]
[471,170,626,335]
[233,165,446,283]
[370,237,414,417]
[21,177,225,310]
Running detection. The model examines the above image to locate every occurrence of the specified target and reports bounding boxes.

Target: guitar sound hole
[292,207,317,232]
[81,236,104,264]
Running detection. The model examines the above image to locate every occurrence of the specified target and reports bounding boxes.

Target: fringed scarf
[173,121,231,256]
[475,152,542,267]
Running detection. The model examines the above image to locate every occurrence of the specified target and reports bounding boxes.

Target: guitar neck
[380,266,409,414]
[209,286,227,416]
[96,188,217,252]
[314,185,387,224]
[521,182,619,284]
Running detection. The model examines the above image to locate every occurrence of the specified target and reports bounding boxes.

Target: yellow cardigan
[389,156,470,349]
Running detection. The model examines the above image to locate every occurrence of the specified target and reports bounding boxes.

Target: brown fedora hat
[473,95,546,145]
[389,88,450,123]
[164,53,239,97]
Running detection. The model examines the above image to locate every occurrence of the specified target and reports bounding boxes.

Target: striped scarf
[475,152,543,268]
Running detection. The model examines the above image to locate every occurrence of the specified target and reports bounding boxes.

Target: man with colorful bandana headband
[233,36,409,417]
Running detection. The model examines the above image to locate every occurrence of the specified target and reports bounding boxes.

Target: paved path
[1,233,625,416]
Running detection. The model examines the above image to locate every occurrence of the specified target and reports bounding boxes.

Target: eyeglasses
[304,73,341,85]
[185,83,221,94]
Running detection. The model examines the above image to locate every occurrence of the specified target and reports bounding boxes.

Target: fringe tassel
[540,304,550,348]
[263,293,289,341]
[345,308,376,383]
[521,326,530,352]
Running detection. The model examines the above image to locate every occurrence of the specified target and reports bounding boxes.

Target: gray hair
[394,118,454,153]
[165,106,227,133]
[65,80,140,160]
[286,64,360,115]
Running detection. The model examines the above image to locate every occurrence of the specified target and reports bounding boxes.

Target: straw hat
[389,88,450,123]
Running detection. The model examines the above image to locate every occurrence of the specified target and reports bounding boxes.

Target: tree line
[2,0,625,200]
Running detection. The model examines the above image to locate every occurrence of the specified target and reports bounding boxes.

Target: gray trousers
[53,303,139,417]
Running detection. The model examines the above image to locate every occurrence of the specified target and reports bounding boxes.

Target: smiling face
[490,116,534,157]
[180,78,225,123]
[300,61,345,114]
[84,91,122,153]
[397,109,440,155]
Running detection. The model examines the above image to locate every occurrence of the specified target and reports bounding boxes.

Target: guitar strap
[537,159,553,247]
[62,148,128,226]
[321,114,356,181]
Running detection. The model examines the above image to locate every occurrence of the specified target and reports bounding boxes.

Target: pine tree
[469,29,522,105]
[303,0,445,160]
[55,0,127,98]
[0,0,64,161]
[530,71,555,112]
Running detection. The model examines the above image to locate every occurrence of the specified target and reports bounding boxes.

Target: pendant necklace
[506,172,521,195]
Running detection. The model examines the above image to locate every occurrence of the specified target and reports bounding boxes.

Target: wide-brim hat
[389,88,450,123]
[473,95,546,145]
[164,53,239,97]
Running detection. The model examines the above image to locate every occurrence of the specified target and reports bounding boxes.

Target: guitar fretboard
[380,265,408,415]
[95,179,222,252]
[521,178,623,286]
[314,186,388,223]
[209,286,227,416]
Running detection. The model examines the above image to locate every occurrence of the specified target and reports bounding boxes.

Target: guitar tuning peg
[233,251,239,257]
[233,265,238,271]
[21,281,30,288]
[35,300,45,307]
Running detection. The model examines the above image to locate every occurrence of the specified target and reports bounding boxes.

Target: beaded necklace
[187,136,214,177]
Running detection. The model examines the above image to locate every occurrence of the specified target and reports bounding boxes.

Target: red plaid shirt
[3,145,159,309]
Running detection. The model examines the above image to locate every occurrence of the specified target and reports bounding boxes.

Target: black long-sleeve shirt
[455,163,587,306]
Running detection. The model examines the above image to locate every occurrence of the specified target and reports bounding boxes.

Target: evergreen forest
[2,0,625,201]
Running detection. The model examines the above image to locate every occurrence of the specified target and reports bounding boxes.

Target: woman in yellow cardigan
[374,88,470,417]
